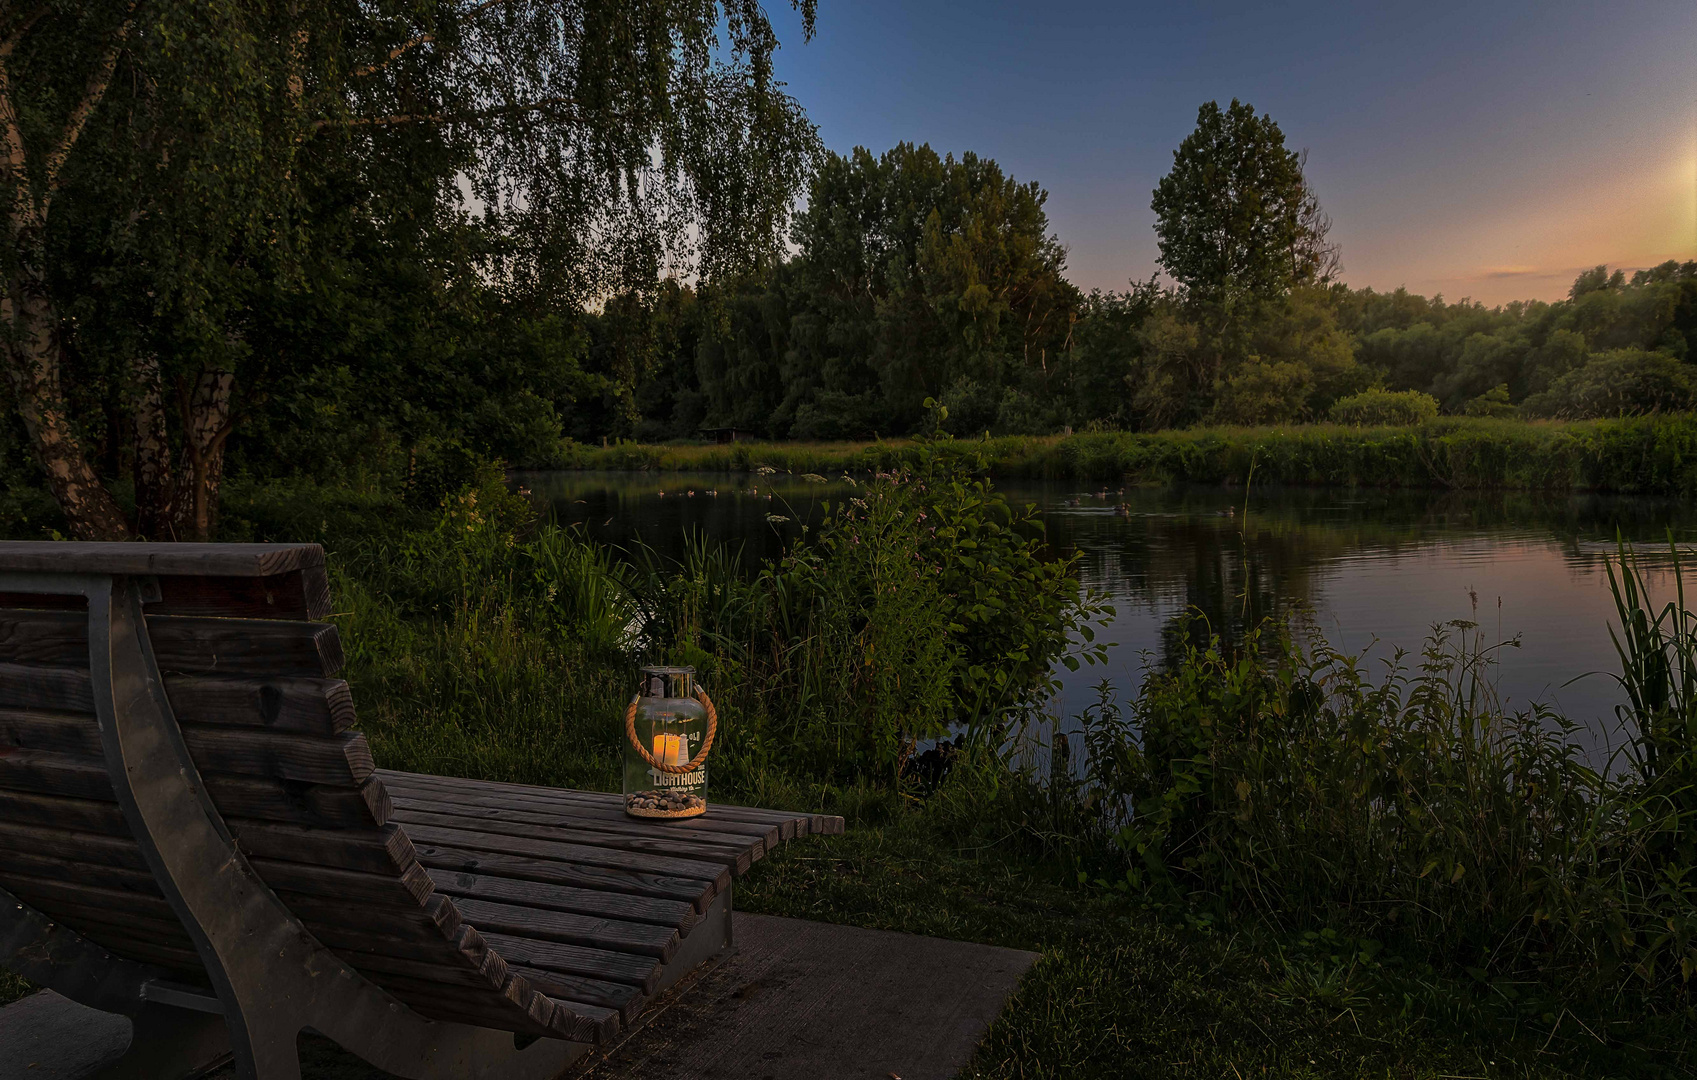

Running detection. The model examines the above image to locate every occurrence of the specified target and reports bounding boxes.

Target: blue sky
[765,0,1697,305]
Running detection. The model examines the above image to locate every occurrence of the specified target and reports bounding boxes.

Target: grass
[549,414,1697,495]
[736,808,1690,1079]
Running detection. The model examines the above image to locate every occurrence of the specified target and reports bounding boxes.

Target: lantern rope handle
[625,688,717,774]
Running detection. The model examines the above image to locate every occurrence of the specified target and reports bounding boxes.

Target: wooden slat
[0,787,127,835]
[478,931,662,993]
[337,949,515,1002]
[278,890,461,941]
[0,748,114,801]
[0,851,159,895]
[71,929,204,975]
[378,770,819,841]
[0,664,355,733]
[424,869,698,932]
[230,820,415,875]
[306,923,500,972]
[505,963,645,1022]
[386,784,778,847]
[184,728,372,786]
[0,663,92,714]
[0,542,322,579]
[0,710,373,790]
[391,807,754,875]
[0,819,149,870]
[12,895,196,952]
[168,674,356,734]
[0,611,343,677]
[411,843,715,912]
[374,975,568,1041]
[247,858,433,906]
[401,823,730,894]
[452,896,678,960]
[205,774,388,829]
[0,709,101,756]
[0,874,181,929]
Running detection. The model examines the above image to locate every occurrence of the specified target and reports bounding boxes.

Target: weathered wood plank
[0,708,101,756]
[0,709,373,791]
[247,857,433,906]
[0,750,114,802]
[411,843,715,913]
[277,890,461,941]
[0,663,355,733]
[424,869,698,933]
[401,823,730,894]
[183,727,372,786]
[0,874,180,928]
[169,674,356,734]
[0,662,93,714]
[229,819,415,875]
[390,807,754,875]
[14,895,197,952]
[452,896,678,961]
[306,922,498,972]
[478,931,662,993]
[0,819,149,869]
[505,962,645,1022]
[0,611,343,677]
[0,542,323,579]
[0,787,128,835]
[204,774,388,829]
[386,783,777,848]
[70,930,204,976]
[378,770,815,841]
[331,931,510,994]
[374,975,567,1041]
[0,851,159,895]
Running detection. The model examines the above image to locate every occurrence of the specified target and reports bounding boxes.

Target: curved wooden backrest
[0,543,599,1042]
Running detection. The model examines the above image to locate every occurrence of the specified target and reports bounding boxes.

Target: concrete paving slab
[577,913,1038,1080]
[3,914,1036,1080]
[0,991,131,1079]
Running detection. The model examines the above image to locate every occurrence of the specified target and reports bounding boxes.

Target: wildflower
[766,513,790,524]
[801,473,827,483]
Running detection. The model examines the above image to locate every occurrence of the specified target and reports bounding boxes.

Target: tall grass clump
[1079,555,1697,1006]
[621,456,1111,790]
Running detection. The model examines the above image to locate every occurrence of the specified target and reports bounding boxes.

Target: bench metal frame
[0,571,588,1079]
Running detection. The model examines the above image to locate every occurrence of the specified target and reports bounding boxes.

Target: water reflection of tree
[1023,483,1697,667]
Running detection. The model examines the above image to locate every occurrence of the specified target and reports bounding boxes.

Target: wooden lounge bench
[0,542,841,1079]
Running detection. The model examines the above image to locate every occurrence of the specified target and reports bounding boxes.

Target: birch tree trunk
[131,352,175,539]
[2,274,132,540]
[170,369,235,542]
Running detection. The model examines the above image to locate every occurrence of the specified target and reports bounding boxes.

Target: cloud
[1477,265,1543,279]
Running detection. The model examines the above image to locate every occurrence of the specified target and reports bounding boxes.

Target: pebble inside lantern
[623,665,716,818]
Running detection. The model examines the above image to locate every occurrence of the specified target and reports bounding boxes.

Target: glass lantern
[623,666,715,819]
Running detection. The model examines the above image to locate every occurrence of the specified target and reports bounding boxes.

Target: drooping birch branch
[43,2,140,209]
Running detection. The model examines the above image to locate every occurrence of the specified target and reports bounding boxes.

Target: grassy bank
[554,413,1697,495]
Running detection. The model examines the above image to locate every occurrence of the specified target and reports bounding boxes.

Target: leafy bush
[1462,383,1515,418]
[1081,593,1697,999]
[1521,350,1697,419]
[1327,388,1439,426]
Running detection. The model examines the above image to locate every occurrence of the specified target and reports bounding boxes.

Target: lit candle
[653,733,678,763]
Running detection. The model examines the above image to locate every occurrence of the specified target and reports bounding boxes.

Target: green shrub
[1083,592,1697,1000]
[1327,388,1439,426]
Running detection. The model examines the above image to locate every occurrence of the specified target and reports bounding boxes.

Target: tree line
[3,4,1694,544]
[583,100,1697,442]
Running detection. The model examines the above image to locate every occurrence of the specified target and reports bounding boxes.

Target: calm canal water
[521,471,1697,760]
